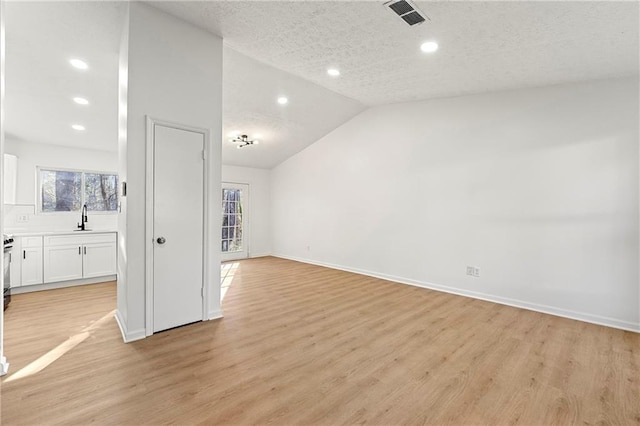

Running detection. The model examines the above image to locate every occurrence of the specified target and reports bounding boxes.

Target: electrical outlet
[466,266,480,278]
[17,214,29,223]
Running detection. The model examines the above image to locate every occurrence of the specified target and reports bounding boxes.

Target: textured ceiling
[4,1,639,169]
[222,47,364,169]
[3,1,363,168]
[154,1,640,106]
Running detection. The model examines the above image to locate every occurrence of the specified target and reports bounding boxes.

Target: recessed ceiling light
[71,124,85,131]
[420,41,439,53]
[327,68,340,77]
[69,58,88,70]
[277,96,288,105]
[73,97,89,105]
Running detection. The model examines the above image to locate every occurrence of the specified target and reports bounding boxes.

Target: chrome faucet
[77,204,88,231]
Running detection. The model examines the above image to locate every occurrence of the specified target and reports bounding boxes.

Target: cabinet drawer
[22,236,43,248]
[45,233,116,247]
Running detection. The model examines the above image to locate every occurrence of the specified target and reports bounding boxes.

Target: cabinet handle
[79,246,81,255]
[23,250,26,259]
[84,246,87,255]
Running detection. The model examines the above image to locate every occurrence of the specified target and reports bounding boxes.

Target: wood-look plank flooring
[1,257,639,425]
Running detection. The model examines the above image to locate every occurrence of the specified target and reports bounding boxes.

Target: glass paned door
[221,183,249,260]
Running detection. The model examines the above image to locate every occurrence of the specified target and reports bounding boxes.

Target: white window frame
[221,182,250,261]
[36,166,119,215]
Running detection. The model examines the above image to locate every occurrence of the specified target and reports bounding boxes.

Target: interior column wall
[115,3,130,339]
[117,2,223,341]
[0,0,9,375]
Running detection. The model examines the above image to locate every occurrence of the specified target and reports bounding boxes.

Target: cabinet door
[82,242,117,278]
[21,247,43,286]
[9,239,22,288]
[44,245,83,283]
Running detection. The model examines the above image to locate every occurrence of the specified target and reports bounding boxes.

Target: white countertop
[7,230,117,237]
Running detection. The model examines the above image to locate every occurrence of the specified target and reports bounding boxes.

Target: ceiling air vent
[384,0,428,26]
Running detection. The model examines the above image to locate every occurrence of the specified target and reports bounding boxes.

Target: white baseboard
[274,254,640,333]
[0,356,9,376]
[250,252,271,258]
[223,252,271,262]
[208,309,224,320]
[11,275,117,295]
[115,310,146,343]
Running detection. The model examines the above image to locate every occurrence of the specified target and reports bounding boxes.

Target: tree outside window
[39,168,118,213]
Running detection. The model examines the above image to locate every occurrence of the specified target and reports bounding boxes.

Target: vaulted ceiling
[155,1,640,105]
[4,1,639,169]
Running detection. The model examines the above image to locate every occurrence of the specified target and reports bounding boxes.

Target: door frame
[221,182,250,261]
[145,116,211,336]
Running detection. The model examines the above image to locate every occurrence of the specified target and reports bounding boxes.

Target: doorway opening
[221,183,249,261]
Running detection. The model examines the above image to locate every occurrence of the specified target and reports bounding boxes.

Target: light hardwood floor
[1,257,639,425]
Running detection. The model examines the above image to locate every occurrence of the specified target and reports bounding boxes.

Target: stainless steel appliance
[3,234,13,311]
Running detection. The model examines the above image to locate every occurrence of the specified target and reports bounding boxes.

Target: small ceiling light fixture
[420,41,439,53]
[69,58,89,70]
[230,134,259,149]
[71,124,86,131]
[277,96,288,105]
[73,97,89,105]
[327,68,340,77]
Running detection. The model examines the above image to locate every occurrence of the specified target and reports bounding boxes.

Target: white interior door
[221,183,249,261]
[153,124,204,333]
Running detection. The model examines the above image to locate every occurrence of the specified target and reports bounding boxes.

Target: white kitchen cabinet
[83,242,117,278]
[44,233,116,283]
[21,236,43,286]
[10,232,116,289]
[43,244,83,283]
[9,237,21,288]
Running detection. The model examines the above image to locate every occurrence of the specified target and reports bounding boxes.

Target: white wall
[3,138,117,232]
[1,0,8,376]
[117,3,223,341]
[222,165,271,257]
[271,76,640,332]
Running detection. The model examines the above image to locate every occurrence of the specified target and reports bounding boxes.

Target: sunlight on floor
[4,309,117,383]
[221,262,239,301]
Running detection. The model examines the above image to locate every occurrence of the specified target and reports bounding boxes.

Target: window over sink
[38,167,118,213]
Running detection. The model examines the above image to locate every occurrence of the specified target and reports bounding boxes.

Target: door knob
[156,237,166,244]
